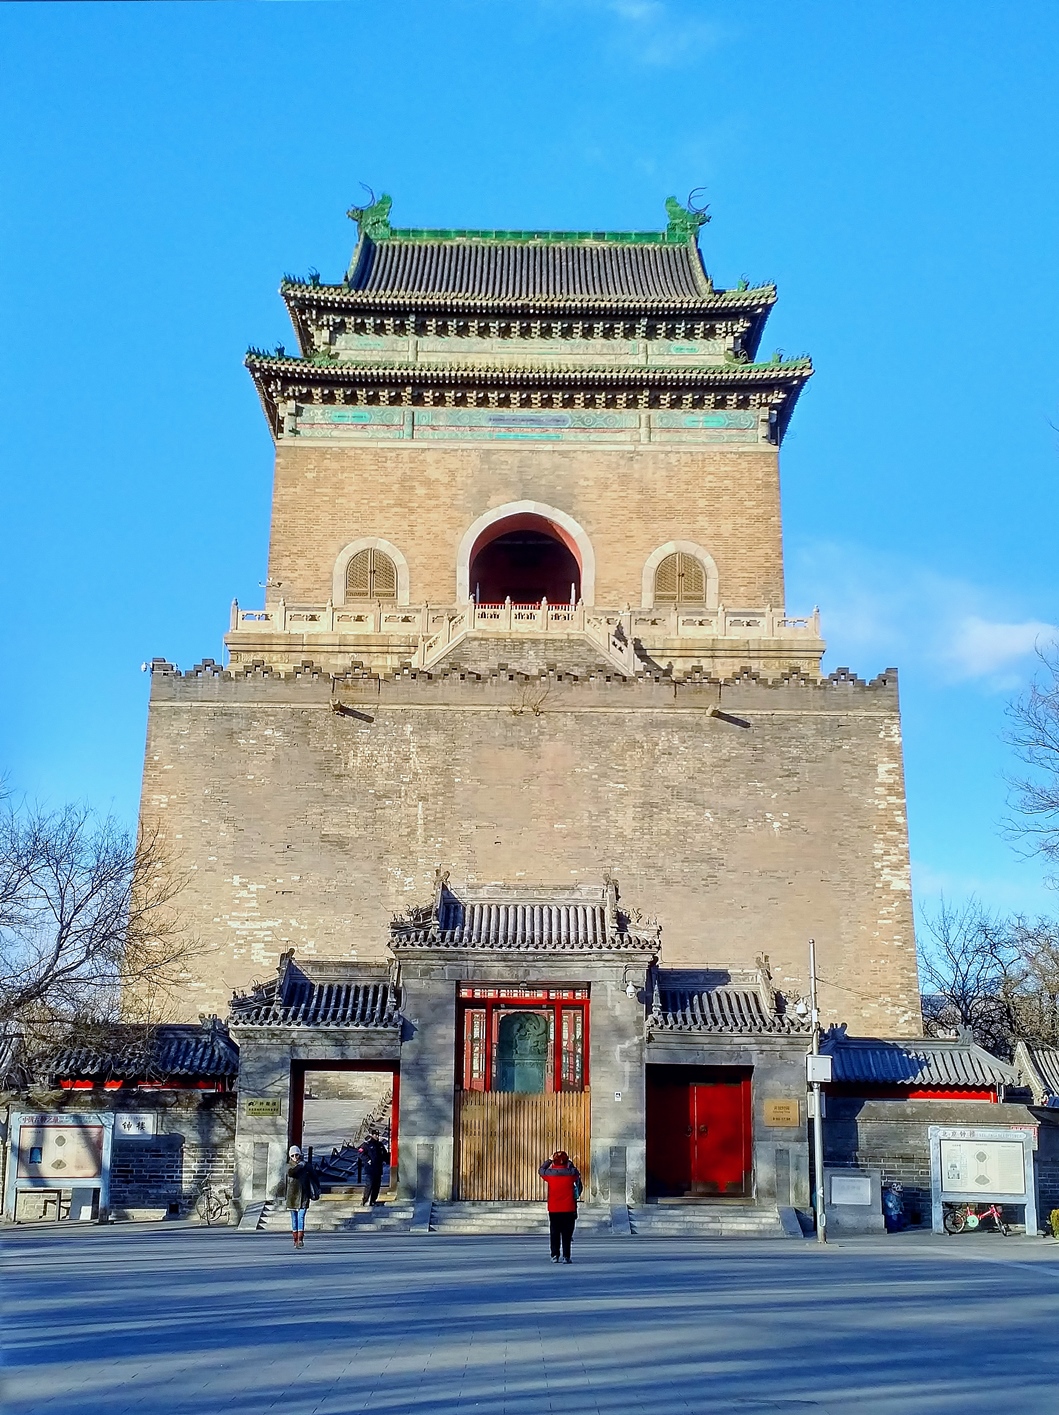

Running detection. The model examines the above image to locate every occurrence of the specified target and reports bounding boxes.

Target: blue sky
[1,0,1057,919]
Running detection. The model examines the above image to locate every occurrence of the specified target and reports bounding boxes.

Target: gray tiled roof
[823,1036,1017,1088]
[230,957,401,1029]
[47,1021,239,1081]
[649,971,810,1035]
[1013,1042,1059,1104]
[349,238,712,303]
[390,882,659,954]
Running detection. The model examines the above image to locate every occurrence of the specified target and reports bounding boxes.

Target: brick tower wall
[265,441,785,608]
[140,667,919,1035]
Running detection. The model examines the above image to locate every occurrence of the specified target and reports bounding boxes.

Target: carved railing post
[540,597,549,630]
[325,598,334,632]
[230,599,240,632]
[503,596,513,632]
[277,597,287,632]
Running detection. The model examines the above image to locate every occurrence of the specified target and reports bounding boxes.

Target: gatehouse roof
[648,967,810,1036]
[390,878,660,954]
[229,955,401,1030]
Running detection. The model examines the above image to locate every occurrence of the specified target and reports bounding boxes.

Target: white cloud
[945,616,1058,682]
[788,540,1058,690]
[601,0,730,67]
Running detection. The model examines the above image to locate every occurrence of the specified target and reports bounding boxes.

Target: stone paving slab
[3,1226,1059,1414]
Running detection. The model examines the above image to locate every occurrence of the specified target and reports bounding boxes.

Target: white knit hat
[288,1145,302,1159]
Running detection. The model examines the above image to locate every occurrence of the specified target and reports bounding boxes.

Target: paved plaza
[4,1226,1059,1414]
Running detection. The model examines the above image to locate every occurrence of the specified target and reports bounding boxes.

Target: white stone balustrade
[229,597,820,642]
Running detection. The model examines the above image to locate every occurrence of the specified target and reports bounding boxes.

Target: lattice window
[345,548,398,601]
[654,552,707,604]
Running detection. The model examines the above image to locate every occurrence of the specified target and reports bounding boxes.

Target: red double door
[646,1067,752,1197]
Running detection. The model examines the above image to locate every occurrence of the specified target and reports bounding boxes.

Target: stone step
[629,1204,785,1238]
[428,1203,611,1235]
[260,1201,414,1234]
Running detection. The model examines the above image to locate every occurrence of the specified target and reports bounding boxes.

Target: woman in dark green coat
[286,1145,316,1248]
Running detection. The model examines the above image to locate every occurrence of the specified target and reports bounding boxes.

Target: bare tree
[919,900,1059,1056]
[0,801,196,1066]
[999,916,1059,1049]
[918,898,1013,1053]
[1007,643,1059,878]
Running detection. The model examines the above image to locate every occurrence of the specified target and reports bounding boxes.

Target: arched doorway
[468,513,582,605]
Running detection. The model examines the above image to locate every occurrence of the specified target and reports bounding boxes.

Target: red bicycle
[943,1202,1009,1235]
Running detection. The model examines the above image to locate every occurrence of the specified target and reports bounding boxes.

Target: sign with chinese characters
[939,1139,1026,1196]
[763,1098,800,1127]
[244,1098,282,1118]
[115,1112,157,1138]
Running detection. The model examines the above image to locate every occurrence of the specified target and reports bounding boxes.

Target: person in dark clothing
[286,1145,318,1248]
[357,1129,390,1207]
[539,1150,583,1263]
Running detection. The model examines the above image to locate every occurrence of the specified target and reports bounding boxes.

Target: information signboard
[3,1113,114,1222]
[928,1126,1037,1237]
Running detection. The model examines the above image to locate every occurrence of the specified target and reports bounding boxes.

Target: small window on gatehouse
[345,548,398,601]
[654,552,706,604]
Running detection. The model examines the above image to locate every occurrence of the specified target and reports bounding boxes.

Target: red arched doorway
[468,513,582,605]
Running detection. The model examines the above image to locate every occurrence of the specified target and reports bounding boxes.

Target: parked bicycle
[192,1177,232,1227]
[943,1202,1009,1236]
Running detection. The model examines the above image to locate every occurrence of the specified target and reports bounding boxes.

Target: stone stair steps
[428,1202,612,1235]
[629,1204,786,1238]
[258,1200,414,1234]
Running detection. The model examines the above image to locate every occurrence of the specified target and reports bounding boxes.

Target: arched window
[654,551,707,604]
[345,547,398,601]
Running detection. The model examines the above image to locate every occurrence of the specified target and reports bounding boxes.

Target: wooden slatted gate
[454,1090,590,1200]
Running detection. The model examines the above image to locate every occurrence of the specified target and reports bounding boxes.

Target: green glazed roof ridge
[382,227,687,246]
[345,193,711,247]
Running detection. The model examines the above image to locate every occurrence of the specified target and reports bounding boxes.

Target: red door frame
[289,1061,400,1179]
[455,986,589,1093]
[645,1065,753,1198]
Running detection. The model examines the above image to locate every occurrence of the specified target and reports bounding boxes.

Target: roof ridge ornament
[665,193,710,244]
[347,188,393,242]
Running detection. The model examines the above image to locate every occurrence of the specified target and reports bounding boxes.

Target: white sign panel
[831,1174,872,1206]
[115,1113,157,1138]
[940,1140,1026,1196]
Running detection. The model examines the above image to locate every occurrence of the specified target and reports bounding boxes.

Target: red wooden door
[645,1071,692,1195]
[690,1077,751,1196]
[646,1068,752,1198]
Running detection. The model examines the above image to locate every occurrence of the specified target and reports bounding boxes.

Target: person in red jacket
[538,1150,583,1264]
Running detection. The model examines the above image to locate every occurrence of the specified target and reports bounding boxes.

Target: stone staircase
[255,1197,413,1234]
[629,1203,790,1238]
[242,1198,797,1238]
[426,1202,612,1235]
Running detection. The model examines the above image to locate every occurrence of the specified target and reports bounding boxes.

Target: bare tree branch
[0,801,199,1067]
[1006,642,1059,876]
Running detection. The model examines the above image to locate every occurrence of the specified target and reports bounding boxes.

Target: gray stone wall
[823,1097,1059,1226]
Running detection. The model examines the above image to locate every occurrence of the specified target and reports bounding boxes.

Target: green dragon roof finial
[665,191,710,243]
[347,188,393,242]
